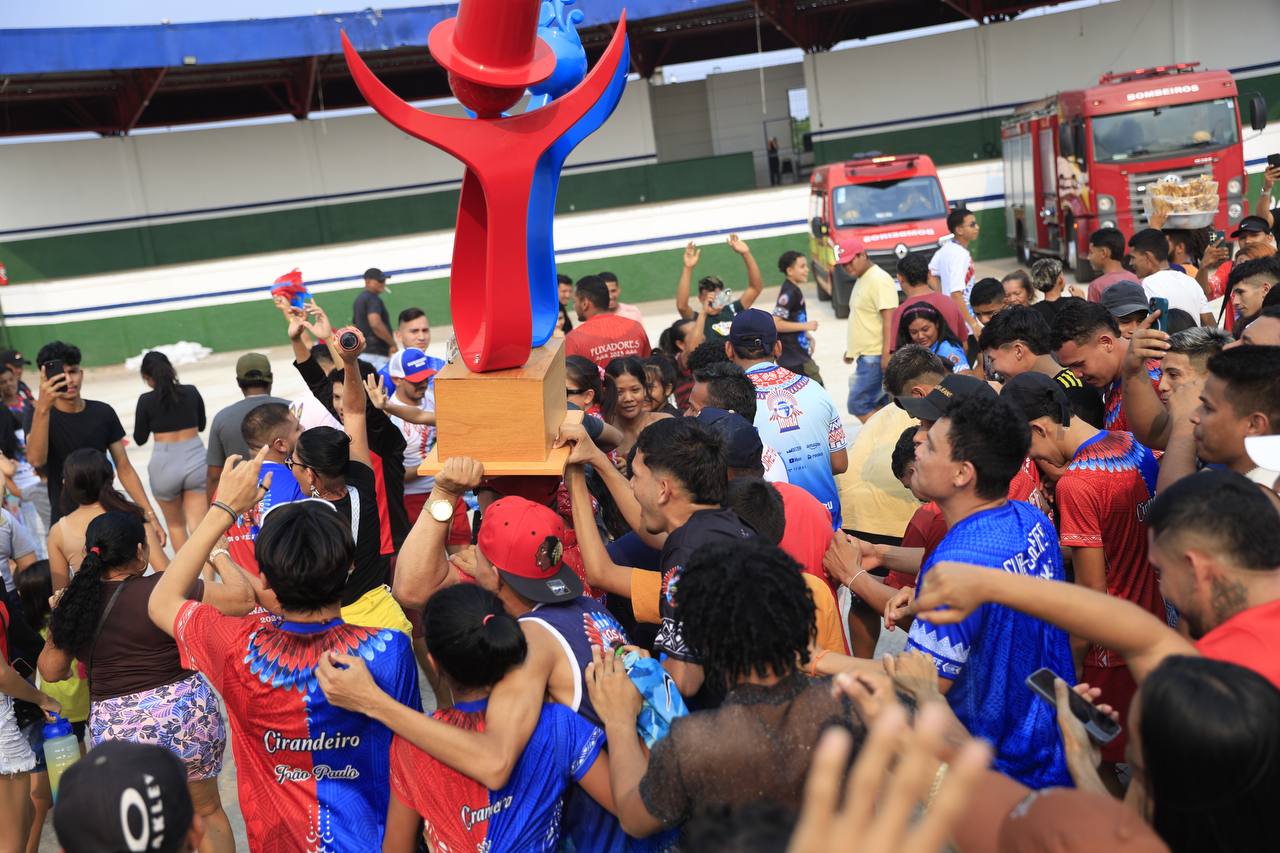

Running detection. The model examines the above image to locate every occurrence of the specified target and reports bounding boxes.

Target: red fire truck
[809,153,951,318]
[1002,63,1266,281]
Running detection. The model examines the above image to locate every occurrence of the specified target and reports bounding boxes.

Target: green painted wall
[5,231,811,367]
[0,152,757,285]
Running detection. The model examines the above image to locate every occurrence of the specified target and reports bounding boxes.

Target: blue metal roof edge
[0,2,733,75]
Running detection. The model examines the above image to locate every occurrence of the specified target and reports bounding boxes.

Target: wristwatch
[428,498,455,523]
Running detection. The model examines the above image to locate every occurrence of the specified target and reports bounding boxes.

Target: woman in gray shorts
[134,352,207,551]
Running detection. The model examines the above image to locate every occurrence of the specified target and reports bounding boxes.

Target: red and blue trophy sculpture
[342,0,628,472]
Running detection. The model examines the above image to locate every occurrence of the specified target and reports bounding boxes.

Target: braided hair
[676,541,815,691]
[48,512,146,654]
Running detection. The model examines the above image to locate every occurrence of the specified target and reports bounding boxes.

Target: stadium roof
[0,1,1062,137]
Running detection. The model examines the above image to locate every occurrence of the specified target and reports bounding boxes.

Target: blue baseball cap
[388,348,435,383]
[695,407,763,470]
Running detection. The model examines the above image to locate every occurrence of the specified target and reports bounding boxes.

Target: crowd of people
[0,179,1279,853]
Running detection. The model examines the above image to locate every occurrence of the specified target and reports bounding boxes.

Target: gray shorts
[147,436,208,501]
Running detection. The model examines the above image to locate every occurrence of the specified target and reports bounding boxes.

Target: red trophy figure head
[428,0,556,117]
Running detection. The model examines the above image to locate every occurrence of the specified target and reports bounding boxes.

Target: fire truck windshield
[832,176,947,227]
[1091,98,1238,162]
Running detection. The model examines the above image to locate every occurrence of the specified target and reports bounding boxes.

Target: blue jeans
[847,355,889,416]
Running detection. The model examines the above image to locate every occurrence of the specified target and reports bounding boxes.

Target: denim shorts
[847,355,889,416]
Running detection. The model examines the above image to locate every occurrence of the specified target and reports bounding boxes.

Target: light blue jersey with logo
[746,363,848,529]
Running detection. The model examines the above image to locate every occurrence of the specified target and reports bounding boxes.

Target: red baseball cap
[835,233,866,264]
[478,497,581,603]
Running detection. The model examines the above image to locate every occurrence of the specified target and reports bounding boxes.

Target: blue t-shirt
[932,339,968,372]
[908,501,1074,789]
[225,460,304,573]
[390,700,602,852]
[746,363,848,529]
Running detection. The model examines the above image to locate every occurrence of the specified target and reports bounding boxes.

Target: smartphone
[1149,296,1170,333]
[43,359,64,380]
[1213,229,1226,245]
[1268,153,1280,169]
[1026,667,1121,744]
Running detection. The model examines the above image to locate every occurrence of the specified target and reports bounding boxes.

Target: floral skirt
[89,673,225,781]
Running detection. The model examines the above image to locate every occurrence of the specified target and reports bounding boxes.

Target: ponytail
[141,351,180,406]
[48,512,146,653]
[423,585,526,689]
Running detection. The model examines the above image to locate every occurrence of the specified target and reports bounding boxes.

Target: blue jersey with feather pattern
[908,501,1074,789]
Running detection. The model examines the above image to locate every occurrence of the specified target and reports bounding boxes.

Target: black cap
[1230,215,1271,238]
[0,349,29,367]
[363,267,388,282]
[54,740,194,853]
[695,407,764,469]
[1100,281,1150,318]
[897,373,997,422]
[728,308,778,350]
[999,371,1073,426]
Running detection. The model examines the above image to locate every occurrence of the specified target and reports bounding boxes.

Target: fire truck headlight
[1097,195,1115,213]
[1227,178,1243,195]
[1228,203,1244,220]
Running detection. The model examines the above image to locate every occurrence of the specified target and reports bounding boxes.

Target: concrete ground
[32,254,1020,851]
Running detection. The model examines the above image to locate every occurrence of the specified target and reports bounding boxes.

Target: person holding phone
[1251,155,1280,240]
[25,342,165,544]
[1000,372,1163,786]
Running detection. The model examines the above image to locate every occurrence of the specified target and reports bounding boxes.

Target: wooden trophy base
[417,336,580,477]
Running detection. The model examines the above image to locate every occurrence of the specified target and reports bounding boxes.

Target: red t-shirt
[887,502,947,590]
[1056,432,1164,669]
[1007,457,1049,515]
[564,314,651,369]
[775,482,835,594]
[1196,598,1280,689]
[889,293,969,349]
[1103,362,1162,433]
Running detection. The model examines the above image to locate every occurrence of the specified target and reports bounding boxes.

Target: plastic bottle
[42,715,80,800]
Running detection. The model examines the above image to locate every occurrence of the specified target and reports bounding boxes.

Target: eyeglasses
[284,455,301,470]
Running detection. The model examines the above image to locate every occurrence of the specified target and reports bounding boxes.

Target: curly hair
[48,512,146,654]
[676,541,814,690]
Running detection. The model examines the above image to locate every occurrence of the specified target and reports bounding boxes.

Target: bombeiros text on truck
[1002,62,1267,282]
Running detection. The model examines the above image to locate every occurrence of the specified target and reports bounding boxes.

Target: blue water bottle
[42,715,80,800]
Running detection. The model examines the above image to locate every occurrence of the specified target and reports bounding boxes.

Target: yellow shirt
[837,405,920,537]
[845,264,900,358]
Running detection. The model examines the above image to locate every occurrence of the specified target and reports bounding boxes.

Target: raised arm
[1121,317,1172,450]
[149,449,268,636]
[1155,383,1201,494]
[333,326,372,467]
[554,422,664,549]
[729,234,764,309]
[1254,166,1279,226]
[391,457,483,609]
[675,242,700,320]
[913,561,1196,683]
[364,374,435,426]
[26,367,69,469]
[565,463,637,598]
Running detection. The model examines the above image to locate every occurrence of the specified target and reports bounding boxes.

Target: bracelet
[209,549,231,563]
[211,501,238,523]
[926,762,950,810]
[809,648,830,678]
[847,569,867,590]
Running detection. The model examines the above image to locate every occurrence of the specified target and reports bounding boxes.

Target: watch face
[430,500,453,522]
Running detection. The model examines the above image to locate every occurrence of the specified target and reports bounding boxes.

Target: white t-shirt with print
[390,391,437,495]
[929,239,976,316]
